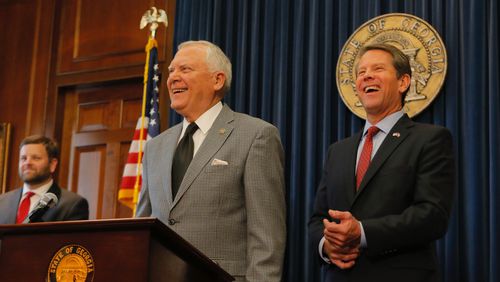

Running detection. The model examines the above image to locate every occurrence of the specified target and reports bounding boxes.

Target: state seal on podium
[47,244,95,282]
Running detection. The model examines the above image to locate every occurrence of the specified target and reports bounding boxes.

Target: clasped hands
[322,210,361,269]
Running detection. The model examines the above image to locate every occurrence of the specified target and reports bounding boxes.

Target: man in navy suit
[309,43,455,282]
[0,135,88,224]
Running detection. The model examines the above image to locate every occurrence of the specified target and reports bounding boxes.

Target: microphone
[22,192,59,223]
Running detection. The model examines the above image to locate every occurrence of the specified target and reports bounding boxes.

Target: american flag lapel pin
[392,132,400,138]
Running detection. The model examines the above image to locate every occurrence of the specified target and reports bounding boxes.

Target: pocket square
[211,158,229,166]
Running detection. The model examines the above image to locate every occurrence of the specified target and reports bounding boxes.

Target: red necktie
[16,191,35,224]
[356,126,380,189]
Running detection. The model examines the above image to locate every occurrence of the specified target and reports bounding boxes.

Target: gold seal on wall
[47,244,95,282]
[336,13,447,119]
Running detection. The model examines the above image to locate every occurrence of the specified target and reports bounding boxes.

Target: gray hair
[178,40,232,94]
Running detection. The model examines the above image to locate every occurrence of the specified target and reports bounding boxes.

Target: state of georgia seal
[47,244,95,282]
[336,13,447,119]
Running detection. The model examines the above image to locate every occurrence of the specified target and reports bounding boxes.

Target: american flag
[118,37,160,210]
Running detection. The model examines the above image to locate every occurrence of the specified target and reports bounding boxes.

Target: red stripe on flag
[120,176,142,189]
[133,128,148,139]
[124,152,144,164]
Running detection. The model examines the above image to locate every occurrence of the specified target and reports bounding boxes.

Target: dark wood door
[58,81,144,219]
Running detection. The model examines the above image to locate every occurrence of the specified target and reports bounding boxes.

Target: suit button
[168,219,176,225]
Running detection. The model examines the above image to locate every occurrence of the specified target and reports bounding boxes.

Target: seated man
[0,135,89,224]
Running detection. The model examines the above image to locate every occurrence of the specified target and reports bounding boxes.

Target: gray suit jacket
[0,182,89,224]
[136,104,286,281]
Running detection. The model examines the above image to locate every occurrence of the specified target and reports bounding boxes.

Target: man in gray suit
[0,135,89,224]
[136,40,286,281]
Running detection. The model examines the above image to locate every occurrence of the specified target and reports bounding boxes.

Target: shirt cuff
[318,237,331,264]
[359,221,367,248]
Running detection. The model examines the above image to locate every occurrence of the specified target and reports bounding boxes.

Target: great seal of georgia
[336,13,447,119]
[47,244,95,282]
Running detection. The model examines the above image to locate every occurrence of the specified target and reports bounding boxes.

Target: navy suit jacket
[309,115,455,282]
[0,182,89,224]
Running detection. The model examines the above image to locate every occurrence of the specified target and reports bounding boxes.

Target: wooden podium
[0,217,234,282]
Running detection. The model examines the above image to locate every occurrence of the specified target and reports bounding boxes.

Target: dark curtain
[169,0,500,281]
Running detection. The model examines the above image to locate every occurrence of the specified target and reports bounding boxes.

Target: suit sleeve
[64,197,89,220]
[135,142,152,217]
[243,125,286,281]
[362,128,455,256]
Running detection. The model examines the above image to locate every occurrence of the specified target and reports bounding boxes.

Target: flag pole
[131,7,168,215]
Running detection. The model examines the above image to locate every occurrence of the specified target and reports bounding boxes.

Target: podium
[0,217,234,282]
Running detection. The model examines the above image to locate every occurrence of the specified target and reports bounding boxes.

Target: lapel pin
[392,132,400,138]
[219,128,226,134]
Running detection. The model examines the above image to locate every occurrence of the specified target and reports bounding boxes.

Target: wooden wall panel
[57,0,167,74]
[74,147,105,219]
[0,0,56,190]
[122,99,143,128]
[78,102,112,131]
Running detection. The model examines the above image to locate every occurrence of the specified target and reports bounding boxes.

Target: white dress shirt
[178,102,223,156]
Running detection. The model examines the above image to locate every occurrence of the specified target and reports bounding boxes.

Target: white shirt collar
[181,102,223,136]
[22,179,53,197]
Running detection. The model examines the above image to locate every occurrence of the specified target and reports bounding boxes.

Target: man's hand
[322,237,359,269]
[322,210,362,269]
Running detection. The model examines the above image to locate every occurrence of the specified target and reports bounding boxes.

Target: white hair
[178,40,232,94]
